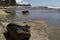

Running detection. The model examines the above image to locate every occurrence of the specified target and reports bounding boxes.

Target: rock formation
[0,20,49,40]
[7,23,31,40]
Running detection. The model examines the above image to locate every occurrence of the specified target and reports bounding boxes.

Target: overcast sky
[16,0,60,6]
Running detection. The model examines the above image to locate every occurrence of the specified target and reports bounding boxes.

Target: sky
[16,0,60,6]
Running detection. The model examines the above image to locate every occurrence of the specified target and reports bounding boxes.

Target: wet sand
[46,24,60,40]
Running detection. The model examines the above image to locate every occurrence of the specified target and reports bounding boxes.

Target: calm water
[15,8,60,26]
[8,8,60,26]
[8,8,60,40]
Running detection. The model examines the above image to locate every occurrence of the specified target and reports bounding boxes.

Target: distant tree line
[0,0,16,6]
[0,0,31,6]
[16,4,31,6]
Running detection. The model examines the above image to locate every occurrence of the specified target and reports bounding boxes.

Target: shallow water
[15,9,60,26]
[6,9,60,25]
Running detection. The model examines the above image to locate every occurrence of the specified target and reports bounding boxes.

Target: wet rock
[4,9,16,15]
[22,10,29,14]
[7,23,31,40]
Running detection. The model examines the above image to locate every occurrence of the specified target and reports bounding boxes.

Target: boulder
[22,10,29,14]
[7,23,31,40]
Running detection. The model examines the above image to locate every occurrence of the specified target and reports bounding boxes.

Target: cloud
[16,0,22,3]
[16,0,29,4]
[20,1,29,4]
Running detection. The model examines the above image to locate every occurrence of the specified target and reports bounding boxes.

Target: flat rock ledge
[0,20,49,40]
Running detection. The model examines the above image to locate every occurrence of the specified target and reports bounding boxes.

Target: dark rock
[7,23,31,40]
[5,10,11,13]
[4,9,16,15]
[22,10,29,14]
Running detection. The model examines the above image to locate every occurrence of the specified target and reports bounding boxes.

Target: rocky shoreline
[0,8,49,40]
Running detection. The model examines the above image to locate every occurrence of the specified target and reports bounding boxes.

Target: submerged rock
[22,10,29,14]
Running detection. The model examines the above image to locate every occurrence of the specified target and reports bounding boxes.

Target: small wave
[48,7,60,9]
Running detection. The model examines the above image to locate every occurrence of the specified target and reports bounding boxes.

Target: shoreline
[0,8,49,40]
[1,7,60,40]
